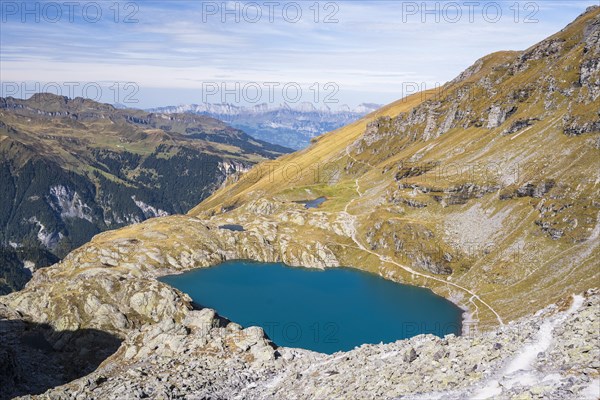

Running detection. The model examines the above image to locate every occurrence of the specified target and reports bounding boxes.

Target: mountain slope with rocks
[188,5,600,328]
[0,94,290,293]
[0,6,599,400]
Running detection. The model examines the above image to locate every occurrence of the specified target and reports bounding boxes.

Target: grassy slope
[188,8,600,328]
[190,89,438,213]
[0,96,281,169]
[0,95,289,287]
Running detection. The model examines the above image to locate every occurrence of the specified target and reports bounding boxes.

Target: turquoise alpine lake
[160,261,463,354]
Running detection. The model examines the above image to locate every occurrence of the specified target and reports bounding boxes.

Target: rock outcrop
[2,291,597,399]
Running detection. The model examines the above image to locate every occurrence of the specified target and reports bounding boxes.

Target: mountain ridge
[185,5,599,327]
[150,101,381,115]
[0,94,290,293]
[149,101,383,149]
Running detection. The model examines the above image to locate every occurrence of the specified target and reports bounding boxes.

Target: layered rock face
[2,212,342,336]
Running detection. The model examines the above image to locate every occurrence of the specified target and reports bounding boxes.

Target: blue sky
[1,0,598,108]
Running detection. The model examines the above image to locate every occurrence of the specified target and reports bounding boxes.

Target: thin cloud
[1,0,597,107]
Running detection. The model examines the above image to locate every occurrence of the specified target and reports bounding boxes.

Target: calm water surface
[160,260,462,354]
[294,197,327,209]
[218,224,245,232]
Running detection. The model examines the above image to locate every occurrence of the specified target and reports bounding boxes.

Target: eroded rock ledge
[0,213,597,399]
[0,205,598,399]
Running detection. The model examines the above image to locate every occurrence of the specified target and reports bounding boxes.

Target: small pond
[294,197,327,209]
[218,224,245,232]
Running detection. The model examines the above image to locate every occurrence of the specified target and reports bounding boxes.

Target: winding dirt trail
[341,146,505,326]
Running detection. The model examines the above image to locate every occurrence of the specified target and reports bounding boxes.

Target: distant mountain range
[148,102,383,149]
[0,93,289,293]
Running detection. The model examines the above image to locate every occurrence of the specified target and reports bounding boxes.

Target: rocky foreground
[1,288,598,399]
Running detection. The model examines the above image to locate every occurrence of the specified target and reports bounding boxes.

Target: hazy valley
[148,102,382,149]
